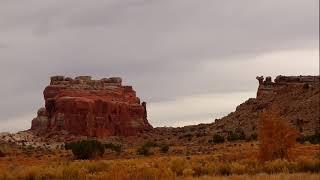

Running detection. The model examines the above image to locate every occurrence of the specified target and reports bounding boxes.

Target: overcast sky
[0,0,319,132]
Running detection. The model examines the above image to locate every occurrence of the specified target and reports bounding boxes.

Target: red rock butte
[31,76,153,138]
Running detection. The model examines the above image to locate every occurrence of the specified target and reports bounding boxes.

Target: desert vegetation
[105,143,122,154]
[297,133,320,144]
[137,141,170,156]
[0,134,319,179]
[0,149,5,157]
[64,140,126,159]
[0,154,319,179]
[0,109,319,179]
[258,108,299,162]
[227,131,246,142]
[65,140,106,159]
[208,134,225,144]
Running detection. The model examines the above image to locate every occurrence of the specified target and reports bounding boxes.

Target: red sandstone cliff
[31,76,152,138]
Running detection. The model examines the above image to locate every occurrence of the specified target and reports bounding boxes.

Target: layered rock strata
[31,76,152,138]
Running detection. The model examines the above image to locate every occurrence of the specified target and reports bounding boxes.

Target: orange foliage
[258,108,299,162]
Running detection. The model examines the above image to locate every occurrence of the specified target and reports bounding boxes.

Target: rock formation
[213,75,320,137]
[31,76,152,138]
[130,75,320,146]
[256,75,319,99]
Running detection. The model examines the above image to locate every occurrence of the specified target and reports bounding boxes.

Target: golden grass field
[0,141,319,179]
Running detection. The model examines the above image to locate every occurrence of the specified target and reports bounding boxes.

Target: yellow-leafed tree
[258,108,299,162]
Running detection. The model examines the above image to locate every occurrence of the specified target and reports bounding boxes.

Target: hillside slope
[212,75,320,137]
[144,75,320,145]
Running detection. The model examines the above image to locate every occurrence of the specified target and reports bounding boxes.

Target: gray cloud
[0,0,318,131]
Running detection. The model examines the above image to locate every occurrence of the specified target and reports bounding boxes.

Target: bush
[0,149,5,157]
[0,144,11,157]
[105,143,122,154]
[263,159,297,173]
[170,158,188,176]
[209,134,225,144]
[136,141,160,156]
[215,163,231,176]
[297,133,320,144]
[258,108,299,162]
[65,140,105,159]
[250,133,258,141]
[227,132,246,142]
[297,158,320,173]
[159,143,170,153]
[144,141,158,148]
[137,145,153,156]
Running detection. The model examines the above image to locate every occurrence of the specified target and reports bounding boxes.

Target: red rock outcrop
[212,75,320,137]
[31,76,152,138]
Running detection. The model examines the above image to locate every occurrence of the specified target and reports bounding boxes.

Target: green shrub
[297,133,320,144]
[65,140,105,159]
[159,143,170,153]
[137,141,158,156]
[297,159,320,173]
[0,144,11,157]
[143,141,158,148]
[137,145,153,156]
[0,149,5,157]
[105,143,122,154]
[227,132,246,142]
[250,133,258,141]
[209,134,225,144]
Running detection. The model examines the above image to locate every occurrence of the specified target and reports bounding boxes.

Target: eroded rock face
[212,75,320,137]
[31,108,49,133]
[256,75,320,99]
[31,76,152,138]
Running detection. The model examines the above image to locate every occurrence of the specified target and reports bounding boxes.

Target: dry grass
[180,173,320,180]
[0,142,319,179]
[0,155,319,179]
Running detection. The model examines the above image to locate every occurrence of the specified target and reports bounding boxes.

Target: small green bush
[227,132,246,142]
[105,143,122,154]
[250,133,258,141]
[0,144,12,157]
[0,149,5,157]
[65,140,105,159]
[144,141,158,148]
[297,159,320,173]
[209,134,225,144]
[159,143,170,153]
[137,145,153,156]
[297,133,320,144]
[137,141,158,156]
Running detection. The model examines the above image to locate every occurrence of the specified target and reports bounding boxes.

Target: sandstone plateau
[31,76,152,138]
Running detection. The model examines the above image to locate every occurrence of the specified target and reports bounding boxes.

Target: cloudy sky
[0,0,319,132]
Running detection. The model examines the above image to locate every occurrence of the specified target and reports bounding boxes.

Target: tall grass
[0,156,319,179]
